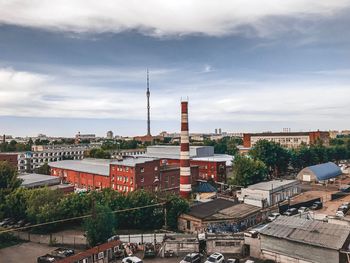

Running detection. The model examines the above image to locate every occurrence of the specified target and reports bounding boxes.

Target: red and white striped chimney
[180,100,191,198]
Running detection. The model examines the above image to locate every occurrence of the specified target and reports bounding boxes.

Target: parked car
[338,205,349,212]
[226,259,239,263]
[298,207,309,213]
[336,210,345,217]
[180,253,202,263]
[244,260,255,263]
[283,208,298,216]
[267,212,280,222]
[343,202,350,208]
[310,201,323,210]
[122,256,143,263]
[205,253,224,263]
[0,218,12,227]
[14,219,26,228]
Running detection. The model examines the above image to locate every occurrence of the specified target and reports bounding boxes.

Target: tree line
[230,139,350,187]
[0,161,189,246]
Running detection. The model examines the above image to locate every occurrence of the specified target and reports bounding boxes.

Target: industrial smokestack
[180,100,191,198]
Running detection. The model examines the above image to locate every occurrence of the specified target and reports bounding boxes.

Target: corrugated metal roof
[19,173,60,188]
[307,162,342,181]
[260,216,350,250]
[196,182,217,193]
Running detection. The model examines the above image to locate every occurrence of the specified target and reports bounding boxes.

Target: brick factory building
[243,131,330,149]
[141,145,232,183]
[49,157,198,193]
[0,152,18,168]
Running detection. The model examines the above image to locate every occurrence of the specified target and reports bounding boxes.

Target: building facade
[237,180,300,208]
[258,217,350,263]
[49,157,199,193]
[243,131,330,149]
[1,146,86,173]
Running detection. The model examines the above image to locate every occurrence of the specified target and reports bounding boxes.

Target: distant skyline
[1,1,350,136]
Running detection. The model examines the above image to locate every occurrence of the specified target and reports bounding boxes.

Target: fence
[13,231,87,248]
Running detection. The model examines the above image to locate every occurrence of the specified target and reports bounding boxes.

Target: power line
[0,202,165,234]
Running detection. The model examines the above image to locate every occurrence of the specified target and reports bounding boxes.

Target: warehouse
[178,198,261,234]
[297,162,342,182]
[237,180,300,207]
[259,216,350,263]
[19,173,61,188]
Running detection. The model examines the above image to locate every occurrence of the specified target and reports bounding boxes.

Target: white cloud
[0,0,349,37]
[0,67,349,127]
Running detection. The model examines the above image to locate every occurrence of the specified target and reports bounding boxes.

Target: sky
[0,0,350,137]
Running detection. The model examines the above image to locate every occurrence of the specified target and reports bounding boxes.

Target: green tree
[83,203,116,247]
[290,146,318,171]
[165,195,189,230]
[5,188,28,220]
[0,161,22,218]
[88,148,111,159]
[249,140,291,177]
[25,188,63,230]
[228,155,268,187]
[35,163,51,175]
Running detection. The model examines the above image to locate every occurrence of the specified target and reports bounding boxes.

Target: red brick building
[162,158,226,183]
[243,131,330,149]
[0,153,18,169]
[144,146,231,184]
[49,157,198,194]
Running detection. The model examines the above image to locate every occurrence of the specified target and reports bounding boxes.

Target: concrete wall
[206,237,243,255]
[261,235,339,263]
[161,240,199,257]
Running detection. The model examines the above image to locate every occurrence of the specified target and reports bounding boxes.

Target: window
[141,176,144,183]
[171,176,175,186]
[186,220,191,229]
[154,166,158,171]
[140,167,145,173]
[98,252,104,259]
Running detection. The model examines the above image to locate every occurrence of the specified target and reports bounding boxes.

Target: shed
[297,162,342,182]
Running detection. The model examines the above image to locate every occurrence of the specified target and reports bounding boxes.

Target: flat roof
[247,180,298,191]
[19,173,60,188]
[192,154,234,166]
[247,131,328,137]
[49,157,158,176]
[185,198,260,221]
[260,216,350,250]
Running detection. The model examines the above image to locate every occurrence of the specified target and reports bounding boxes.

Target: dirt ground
[0,242,59,263]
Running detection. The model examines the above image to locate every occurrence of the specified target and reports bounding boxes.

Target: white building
[237,180,300,208]
[16,145,87,173]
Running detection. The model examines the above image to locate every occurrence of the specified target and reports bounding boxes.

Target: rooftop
[259,216,350,250]
[306,162,342,181]
[247,131,328,137]
[247,180,298,191]
[49,157,158,176]
[186,198,237,219]
[19,173,61,188]
[184,198,260,221]
[192,154,234,166]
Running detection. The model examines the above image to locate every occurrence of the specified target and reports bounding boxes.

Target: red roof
[57,240,122,263]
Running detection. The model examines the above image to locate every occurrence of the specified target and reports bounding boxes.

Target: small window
[140,167,145,173]
[98,252,104,259]
[141,176,144,183]
[186,220,191,229]
[154,166,158,171]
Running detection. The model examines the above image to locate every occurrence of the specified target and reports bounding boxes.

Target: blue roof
[308,162,342,181]
[196,182,217,193]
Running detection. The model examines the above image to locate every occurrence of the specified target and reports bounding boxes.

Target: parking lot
[0,242,59,263]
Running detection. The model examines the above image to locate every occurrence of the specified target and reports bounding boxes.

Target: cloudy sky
[0,0,350,137]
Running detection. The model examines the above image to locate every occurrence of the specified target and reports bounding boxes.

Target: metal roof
[19,173,60,188]
[259,216,350,250]
[307,162,342,181]
[186,198,237,219]
[192,154,234,166]
[49,157,158,176]
[247,180,298,191]
[196,182,217,193]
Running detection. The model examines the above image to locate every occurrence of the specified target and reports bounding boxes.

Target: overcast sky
[0,0,350,137]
